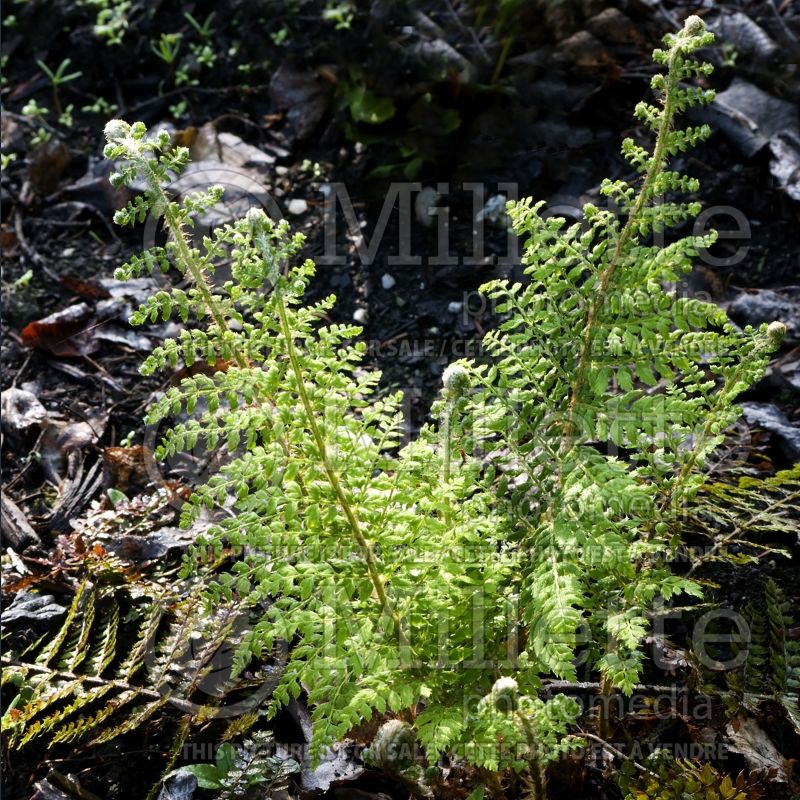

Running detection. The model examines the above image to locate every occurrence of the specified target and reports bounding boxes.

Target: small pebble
[381,273,396,290]
[275,165,289,176]
[353,308,368,324]
[415,186,439,228]
[447,301,463,314]
[287,198,309,215]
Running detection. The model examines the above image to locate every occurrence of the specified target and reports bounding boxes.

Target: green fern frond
[35,580,90,667]
[18,682,116,747]
[59,584,96,672]
[53,688,142,745]
[619,751,765,800]
[464,16,782,697]
[722,579,800,733]
[682,465,799,569]
[86,600,119,676]
[1,582,258,752]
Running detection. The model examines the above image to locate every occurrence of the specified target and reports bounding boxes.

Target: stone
[287,198,309,215]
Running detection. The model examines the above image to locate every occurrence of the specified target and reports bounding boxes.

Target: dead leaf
[92,327,152,351]
[1,386,49,437]
[1,225,19,251]
[61,159,130,215]
[741,402,800,462]
[39,413,107,487]
[553,31,613,72]
[701,77,799,158]
[21,303,99,357]
[770,130,800,202]
[586,8,642,45]
[27,137,70,196]
[105,528,197,562]
[725,714,791,780]
[169,162,275,227]
[103,445,153,492]
[59,275,112,300]
[1,491,42,551]
[709,10,779,62]
[270,62,333,141]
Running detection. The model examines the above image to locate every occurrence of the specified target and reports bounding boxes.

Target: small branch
[14,210,60,281]
[579,730,657,777]
[541,680,685,695]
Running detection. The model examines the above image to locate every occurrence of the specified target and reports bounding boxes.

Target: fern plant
[459,15,785,697]
[100,117,578,779]
[95,14,785,794]
[179,730,298,799]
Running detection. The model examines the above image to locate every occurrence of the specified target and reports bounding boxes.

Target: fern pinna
[680,464,800,570]
[90,13,784,784]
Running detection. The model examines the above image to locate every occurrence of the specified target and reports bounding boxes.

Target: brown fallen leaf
[21,303,99,357]
[39,413,108,487]
[59,275,112,300]
[725,713,791,781]
[27,137,70,196]
[102,445,154,493]
[1,224,19,251]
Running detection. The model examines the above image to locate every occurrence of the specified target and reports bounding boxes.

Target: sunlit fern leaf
[91,696,171,745]
[16,679,84,747]
[96,19,783,773]
[766,578,800,732]
[1,581,258,752]
[61,585,96,672]
[53,688,142,745]
[18,682,115,748]
[118,601,162,681]
[86,600,119,676]
[619,751,766,800]
[219,730,299,800]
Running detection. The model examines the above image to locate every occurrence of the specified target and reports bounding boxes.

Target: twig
[769,0,797,44]
[439,0,492,66]
[14,210,60,281]
[11,350,33,389]
[579,730,657,777]
[82,354,124,394]
[541,679,685,695]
